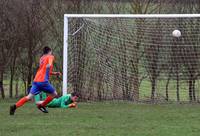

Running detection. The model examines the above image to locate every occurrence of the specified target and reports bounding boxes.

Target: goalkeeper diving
[35,92,79,108]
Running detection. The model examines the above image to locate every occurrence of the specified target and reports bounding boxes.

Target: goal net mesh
[66,17,200,102]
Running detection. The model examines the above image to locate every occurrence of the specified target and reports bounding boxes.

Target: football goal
[63,14,200,102]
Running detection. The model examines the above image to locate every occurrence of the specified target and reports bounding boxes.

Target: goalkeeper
[35,92,79,108]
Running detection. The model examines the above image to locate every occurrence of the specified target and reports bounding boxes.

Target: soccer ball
[172,30,181,37]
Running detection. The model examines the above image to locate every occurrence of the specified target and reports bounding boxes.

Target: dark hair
[71,92,80,97]
[43,46,51,55]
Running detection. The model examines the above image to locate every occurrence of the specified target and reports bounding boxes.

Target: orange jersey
[34,55,55,82]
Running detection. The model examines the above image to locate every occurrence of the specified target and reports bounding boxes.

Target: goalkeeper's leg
[34,92,47,105]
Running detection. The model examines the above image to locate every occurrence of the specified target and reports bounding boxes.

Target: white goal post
[63,14,200,96]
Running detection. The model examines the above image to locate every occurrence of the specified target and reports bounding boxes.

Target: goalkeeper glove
[69,102,77,108]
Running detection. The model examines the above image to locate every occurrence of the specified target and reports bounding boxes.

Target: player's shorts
[30,81,55,95]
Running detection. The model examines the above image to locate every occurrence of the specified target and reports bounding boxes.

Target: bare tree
[0,0,20,98]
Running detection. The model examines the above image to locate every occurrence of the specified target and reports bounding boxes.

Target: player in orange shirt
[10,46,61,115]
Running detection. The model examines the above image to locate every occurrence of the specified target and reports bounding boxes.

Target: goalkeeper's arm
[68,102,77,108]
[60,101,77,108]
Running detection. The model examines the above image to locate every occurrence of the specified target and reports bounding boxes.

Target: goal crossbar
[64,14,200,18]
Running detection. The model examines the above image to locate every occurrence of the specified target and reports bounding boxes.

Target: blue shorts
[30,81,55,95]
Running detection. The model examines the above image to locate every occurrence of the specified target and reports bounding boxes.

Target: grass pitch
[1,100,200,136]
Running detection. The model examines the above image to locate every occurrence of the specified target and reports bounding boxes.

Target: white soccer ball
[172,30,181,37]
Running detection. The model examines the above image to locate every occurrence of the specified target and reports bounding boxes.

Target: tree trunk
[130,54,139,101]
[23,80,27,95]
[192,80,196,101]
[15,79,19,98]
[176,73,180,102]
[27,45,33,89]
[132,29,141,102]
[165,77,170,101]
[9,50,17,98]
[189,79,193,102]
[0,70,5,99]
[133,66,139,101]
[9,68,14,98]
[97,66,104,101]
[151,78,156,100]
[112,68,118,99]
[88,79,94,100]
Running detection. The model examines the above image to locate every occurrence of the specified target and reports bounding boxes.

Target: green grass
[1,100,200,136]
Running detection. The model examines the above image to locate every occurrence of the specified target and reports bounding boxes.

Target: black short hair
[43,46,51,54]
[71,92,80,97]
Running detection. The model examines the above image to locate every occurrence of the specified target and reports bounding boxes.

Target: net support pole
[63,15,68,95]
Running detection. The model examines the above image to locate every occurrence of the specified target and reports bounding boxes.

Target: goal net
[64,14,200,102]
